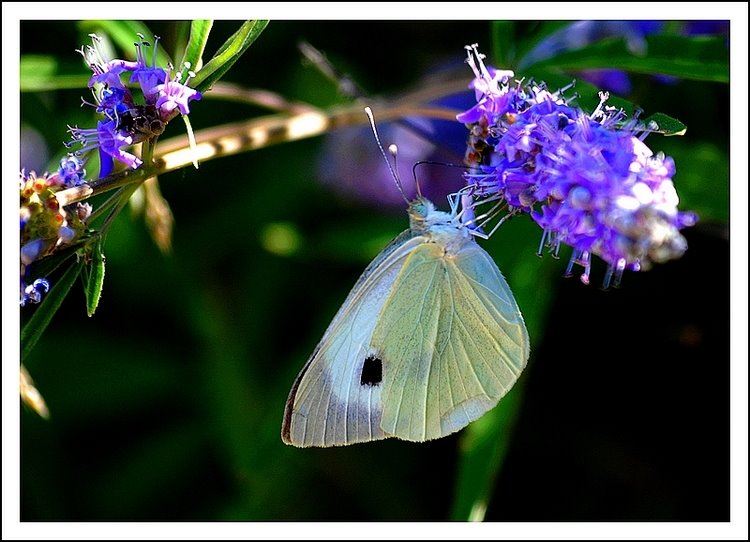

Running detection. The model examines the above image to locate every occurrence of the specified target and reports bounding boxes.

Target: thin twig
[53,101,463,208]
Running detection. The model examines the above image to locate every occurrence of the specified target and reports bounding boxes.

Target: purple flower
[69,120,142,178]
[95,120,143,176]
[456,48,515,125]
[576,69,633,96]
[69,33,202,178]
[58,155,87,187]
[95,86,131,117]
[20,278,50,307]
[458,44,697,286]
[131,67,168,102]
[129,35,168,101]
[154,69,202,118]
[20,167,91,307]
[88,61,139,89]
[80,34,138,90]
[20,238,45,266]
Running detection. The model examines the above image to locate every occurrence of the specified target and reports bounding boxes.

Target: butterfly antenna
[364,106,410,203]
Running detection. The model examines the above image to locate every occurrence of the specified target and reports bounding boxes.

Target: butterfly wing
[373,238,529,442]
[283,222,529,447]
[282,230,425,447]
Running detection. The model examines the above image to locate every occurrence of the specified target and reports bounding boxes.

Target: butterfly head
[408,196,462,235]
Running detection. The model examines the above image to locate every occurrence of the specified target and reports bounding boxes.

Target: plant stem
[52,101,463,209]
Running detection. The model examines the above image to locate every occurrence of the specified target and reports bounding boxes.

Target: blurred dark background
[19,20,730,521]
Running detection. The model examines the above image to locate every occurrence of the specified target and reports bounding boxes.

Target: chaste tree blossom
[20,33,202,307]
[68,33,202,178]
[458,44,697,287]
[20,156,91,306]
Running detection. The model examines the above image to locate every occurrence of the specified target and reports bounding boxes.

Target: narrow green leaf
[514,21,573,69]
[191,20,269,93]
[172,21,192,61]
[20,55,90,92]
[77,20,173,67]
[82,238,106,317]
[21,257,85,360]
[641,112,687,136]
[490,21,516,67]
[522,35,728,83]
[20,54,57,79]
[179,20,213,73]
[450,383,525,521]
[23,239,88,282]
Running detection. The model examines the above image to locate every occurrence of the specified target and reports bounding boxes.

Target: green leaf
[514,21,573,69]
[178,20,213,73]
[522,35,728,83]
[77,20,173,67]
[641,112,687,136]
[20,55,90,92]
[21,257,85,361]
[82,237,106,317]
[490,21,516,68]
[171,20,192,61]
[191,20,269,93]
[450,382,525,521]
[659,139,729,223]
[23,239,89,281]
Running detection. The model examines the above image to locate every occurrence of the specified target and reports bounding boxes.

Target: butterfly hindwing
[373,238,528,442]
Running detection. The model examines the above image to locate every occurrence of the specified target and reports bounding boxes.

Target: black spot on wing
[360,356,383,386]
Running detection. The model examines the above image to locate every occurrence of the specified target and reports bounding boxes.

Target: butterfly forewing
[282,232,425,447]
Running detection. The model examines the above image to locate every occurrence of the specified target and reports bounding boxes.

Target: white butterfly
[282,194,530,447]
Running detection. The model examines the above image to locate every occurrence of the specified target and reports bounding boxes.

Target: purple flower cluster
[21,33,202,307]
[20,156,92,305]
[458,44,697,287]
[68,34,202,178]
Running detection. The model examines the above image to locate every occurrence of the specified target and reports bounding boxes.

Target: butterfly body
[282,197,529,447]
